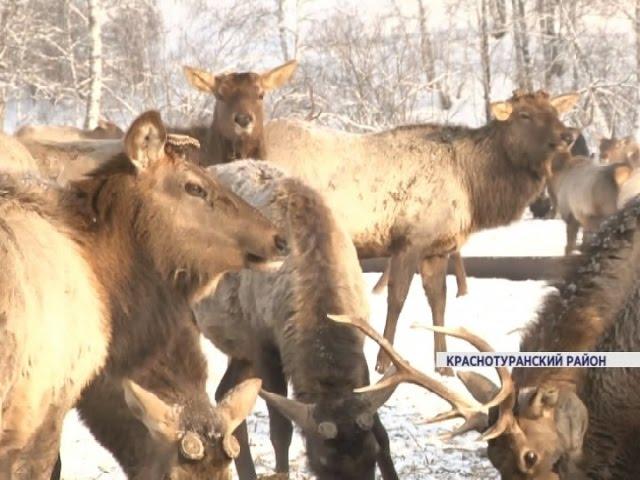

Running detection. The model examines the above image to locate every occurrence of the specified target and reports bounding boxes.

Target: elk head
[260,386,392,480]
[83,110,288,301]
[491,90,580,178]
[123,378,262,480]
[330,316,590,480]
[183,61,298,161]
[599,135,640,166]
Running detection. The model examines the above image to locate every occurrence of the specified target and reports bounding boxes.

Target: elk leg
[565,217,580,255]
[216,357,257,480]
[450,251,468,297]
[372,414,399,480]
[49,454,61,480]
[420,255,452,376]
[376,250,417,373]
[257,347,292,474]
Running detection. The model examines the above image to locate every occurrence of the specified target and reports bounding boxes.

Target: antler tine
[428,326,515,409]
[328,315,481,420]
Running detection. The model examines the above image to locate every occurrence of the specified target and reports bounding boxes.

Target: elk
[52,318,262,480]
[0,132,39,174]
[180,60,298,165]
[529,131,590,219]
[15,119,124,142]
[0,111,286,479]
[194,160,398,480]
[599,134,640,166]
[549,153,639,254]
[338,197,640,479]
[263,89,579,375]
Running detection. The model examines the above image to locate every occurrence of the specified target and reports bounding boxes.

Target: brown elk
[599,134,640,166]
[52,319,262,480]
[263,89,579,375]
[194,161,398,480]
[337,197,640,479]
[15,119,124,142]
[180,60,298,165]
[0,111,286,479]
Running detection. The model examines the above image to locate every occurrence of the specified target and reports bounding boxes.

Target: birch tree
[84,0,104,129]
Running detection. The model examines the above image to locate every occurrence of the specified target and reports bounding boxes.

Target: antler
[328,315,516,440]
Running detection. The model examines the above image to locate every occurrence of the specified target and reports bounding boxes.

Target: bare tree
[84,0,104,129]
[512,0,533,91]
[479,0,492,122]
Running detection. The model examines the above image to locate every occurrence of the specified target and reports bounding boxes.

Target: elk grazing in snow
[194,160,398,480]
[261,89,579,375]
[338,196,640,479]
[180,60,298,165]
[0,111,285,479]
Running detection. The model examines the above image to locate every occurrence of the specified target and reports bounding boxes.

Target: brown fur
[15,120,124,142]
[480,198,640,479]
[0,133,39,174]
[180,61,297,165]
[195,161,397,480]
[0,111,284,479]
[599,135,640,166]
[264,90,579,374]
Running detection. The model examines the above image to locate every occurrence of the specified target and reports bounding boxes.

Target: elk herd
[0,58,639,480]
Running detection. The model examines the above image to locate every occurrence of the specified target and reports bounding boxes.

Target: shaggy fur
[15,120,124,143]
[502,198,640,478]
[195,160,397,480]
[0,133,39,174]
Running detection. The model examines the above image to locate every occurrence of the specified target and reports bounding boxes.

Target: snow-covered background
[59,218,565,479]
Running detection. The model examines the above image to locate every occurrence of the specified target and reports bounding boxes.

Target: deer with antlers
[333,197,640,478]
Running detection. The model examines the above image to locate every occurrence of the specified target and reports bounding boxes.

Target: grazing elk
[549,153,640,254]
[263,89,579,375]
[52,319,262,480]
[15,119,124,142]
[0,111,286,479]
[180,60,298,165]
[195,161,398,480]
[339,197,640,479]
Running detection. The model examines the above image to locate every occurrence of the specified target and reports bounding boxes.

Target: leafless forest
[1,0,639,141]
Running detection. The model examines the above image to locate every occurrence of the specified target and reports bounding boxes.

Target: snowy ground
[59,219,566,479]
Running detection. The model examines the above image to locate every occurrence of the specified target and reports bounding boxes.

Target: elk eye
[524,450,538,468]
[519,111,531,120]
[185,182,206,198]
[258,92,265,100]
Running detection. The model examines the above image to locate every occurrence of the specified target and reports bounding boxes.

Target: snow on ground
[59,219,564,479]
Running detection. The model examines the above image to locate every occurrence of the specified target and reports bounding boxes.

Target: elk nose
[561,130,576,146]
[234,113,253,128]
[274,234,289,255]
[523,450,538,468]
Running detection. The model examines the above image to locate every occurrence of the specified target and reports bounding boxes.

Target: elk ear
[528,385,559,418]
[260,60,298,91]
[457,371,499,404]
[490,101,513,121]
[183,66,218,94]
[612,163,633,186]
[554,391,588,459]
[218,378,262,458]
[550,92,580,114]
[260,389,317,432]
[124,110,167,170]
[122,379,181,442]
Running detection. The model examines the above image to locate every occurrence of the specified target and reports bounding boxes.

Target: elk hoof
[375,350,391,374]
[436,366,454,377]
[456,286,468,297]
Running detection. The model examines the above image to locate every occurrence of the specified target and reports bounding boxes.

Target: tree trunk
[276,0,289,61]
[512,0,533,91]
[537,0,562,88]
[635,0,640,135]
[489,0,507,38]
[417,0,451,109]
[479,0,492,122]
[84,0,103,130]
